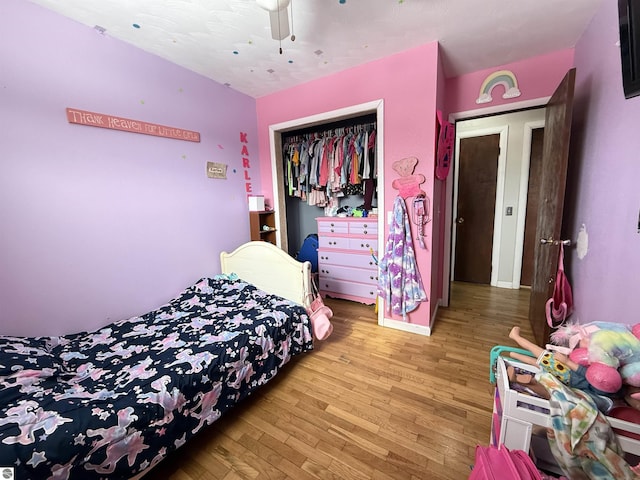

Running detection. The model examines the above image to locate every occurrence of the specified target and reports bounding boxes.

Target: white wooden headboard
[220,241,311,306]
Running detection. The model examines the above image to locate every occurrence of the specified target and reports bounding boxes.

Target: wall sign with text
[207,162,227,179]
[66,108,200,142]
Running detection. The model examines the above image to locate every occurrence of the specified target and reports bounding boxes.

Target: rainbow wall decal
[476,70,521,104]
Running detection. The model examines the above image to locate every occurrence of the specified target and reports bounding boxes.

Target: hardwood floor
[144,282,533,480]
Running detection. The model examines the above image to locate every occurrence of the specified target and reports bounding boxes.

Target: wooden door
[529,68,576,345]
[520,128,545,286]
[454,134,500,284]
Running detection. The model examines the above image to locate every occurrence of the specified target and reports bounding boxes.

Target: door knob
[540,237,571,246]
[456,217,465,224]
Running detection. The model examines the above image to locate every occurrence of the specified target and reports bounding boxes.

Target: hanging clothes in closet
[282,122,377,210]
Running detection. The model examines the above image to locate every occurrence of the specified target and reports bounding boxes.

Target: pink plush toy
[391,175,426,199]
[551,321,640,393]
[391,156,426,199]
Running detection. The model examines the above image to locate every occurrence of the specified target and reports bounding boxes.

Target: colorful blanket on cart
[539,373,640,479]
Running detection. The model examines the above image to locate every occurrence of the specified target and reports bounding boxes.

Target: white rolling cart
[491,353,640,473]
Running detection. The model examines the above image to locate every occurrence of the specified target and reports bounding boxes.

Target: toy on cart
[489,345,535,384]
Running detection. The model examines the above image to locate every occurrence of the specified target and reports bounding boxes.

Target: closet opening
[281,112,378,258]
[267,100,385,317]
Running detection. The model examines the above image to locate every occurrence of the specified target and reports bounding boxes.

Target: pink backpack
[469,445,542,480]
[545,243,573,328]
[435,110,453,180]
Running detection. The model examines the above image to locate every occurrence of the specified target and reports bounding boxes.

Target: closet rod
[282,113,377,140]
[283,123,376,144]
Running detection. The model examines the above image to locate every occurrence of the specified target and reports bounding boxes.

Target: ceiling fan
[256,0,293,42]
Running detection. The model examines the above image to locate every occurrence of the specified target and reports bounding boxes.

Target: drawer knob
[363,230,368,234]
[330,229,335,232]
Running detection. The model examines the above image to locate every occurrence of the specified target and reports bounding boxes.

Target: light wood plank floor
[144,282,533,480]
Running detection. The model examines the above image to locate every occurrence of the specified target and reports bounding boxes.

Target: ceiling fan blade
[268,8,290,40]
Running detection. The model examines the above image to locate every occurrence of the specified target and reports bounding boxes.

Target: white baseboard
[379,316,432,336]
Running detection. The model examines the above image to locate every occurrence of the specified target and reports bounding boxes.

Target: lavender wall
[0,0,258,336]
[567,1,640,325]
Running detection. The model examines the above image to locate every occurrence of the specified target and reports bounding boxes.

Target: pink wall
[431,47,448,320]
[445,49,575,115]
[567,1,640,324]
[256,43,440,328]
[439,52,576,322]
[0,0,258,336]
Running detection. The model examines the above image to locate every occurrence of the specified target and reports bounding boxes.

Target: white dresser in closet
[316,217,378,305]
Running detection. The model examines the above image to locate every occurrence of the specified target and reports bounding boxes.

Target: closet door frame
[266,100,385,317]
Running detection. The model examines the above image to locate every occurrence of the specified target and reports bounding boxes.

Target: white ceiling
[27,0,604,98]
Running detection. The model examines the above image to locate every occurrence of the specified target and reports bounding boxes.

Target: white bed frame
[220,241,312,307]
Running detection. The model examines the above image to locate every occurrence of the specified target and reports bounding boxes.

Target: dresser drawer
[320,278,378,302]
[317,220,349,234]
[319,236,349,249]
[319,264,378,283]
[349,220,378,236]
[349,238,376,253]
[318,250,377,270]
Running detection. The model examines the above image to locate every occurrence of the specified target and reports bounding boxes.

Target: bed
[0,241,315,480]
[492,354,640,474]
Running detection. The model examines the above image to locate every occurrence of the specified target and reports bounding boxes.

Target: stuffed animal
[551,321,640,393]
[508,326,619,413]
[391,156,426,199]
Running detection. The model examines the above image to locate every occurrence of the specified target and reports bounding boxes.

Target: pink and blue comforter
[0,276,313,479]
